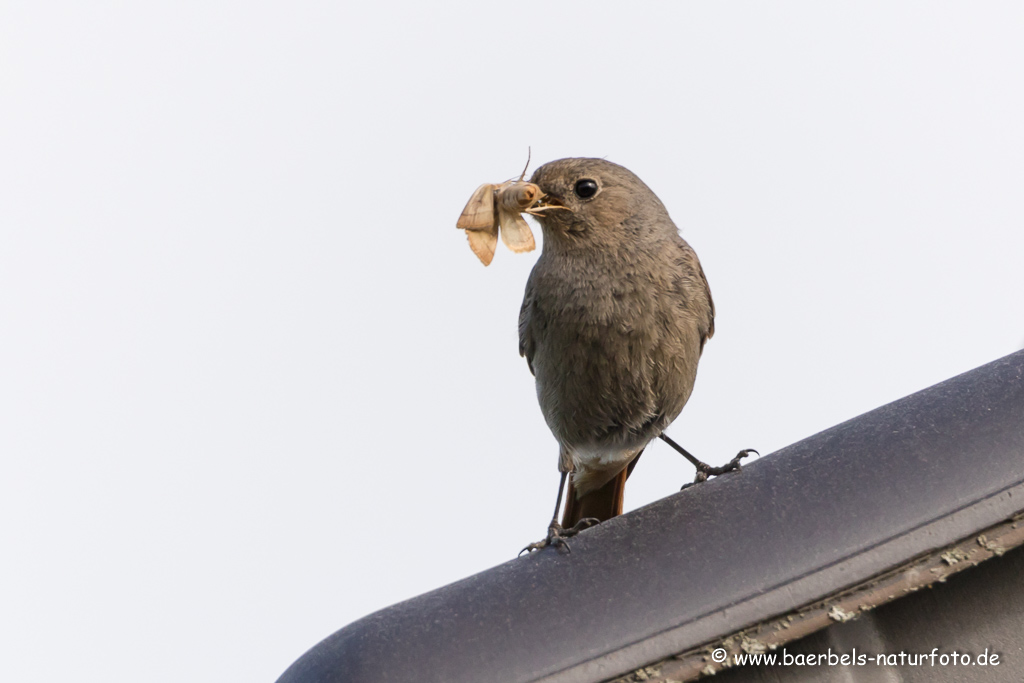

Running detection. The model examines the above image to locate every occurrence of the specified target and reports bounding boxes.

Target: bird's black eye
[574,179,599,199]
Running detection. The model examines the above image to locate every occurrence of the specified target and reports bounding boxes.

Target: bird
[518,158,752,553]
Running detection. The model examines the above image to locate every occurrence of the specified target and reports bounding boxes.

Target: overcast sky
[2,2,1022,682]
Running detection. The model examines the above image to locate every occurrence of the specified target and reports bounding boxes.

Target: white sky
[2,2,1022,681]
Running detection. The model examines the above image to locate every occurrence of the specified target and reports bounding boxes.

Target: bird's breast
[528,259,702,454]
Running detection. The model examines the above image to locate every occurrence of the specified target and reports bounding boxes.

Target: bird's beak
[537,192,564,208]
[526,193,568,218]
[528,192,569,219]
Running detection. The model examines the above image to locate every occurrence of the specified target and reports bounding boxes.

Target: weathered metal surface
[276,350,1024,683]
[697,534,1024,682]
[611,512,1024,682]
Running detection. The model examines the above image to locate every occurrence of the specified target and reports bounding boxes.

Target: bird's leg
[519,471,599,555]
[659,433,757,489]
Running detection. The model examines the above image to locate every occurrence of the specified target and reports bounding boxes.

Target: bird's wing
[518,275,537,376]
[696,259,715,348]
[672,240,715,351]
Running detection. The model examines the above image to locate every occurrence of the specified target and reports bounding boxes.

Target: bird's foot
[519,518,600,555]
[681,449,758,490]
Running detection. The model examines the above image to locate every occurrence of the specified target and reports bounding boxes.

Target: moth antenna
[518,147,531,182]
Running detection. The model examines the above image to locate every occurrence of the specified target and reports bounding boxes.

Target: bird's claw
[519,518,600,556]
[681,449,758,490]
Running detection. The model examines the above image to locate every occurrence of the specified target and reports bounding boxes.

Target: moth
[456,178,563,266]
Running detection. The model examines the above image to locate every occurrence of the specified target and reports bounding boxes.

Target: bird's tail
[561,451,643,528]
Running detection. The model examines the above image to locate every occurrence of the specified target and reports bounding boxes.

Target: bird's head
[529,158,672,248]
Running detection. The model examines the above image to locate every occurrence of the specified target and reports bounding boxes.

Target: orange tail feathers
[561,451,643,528]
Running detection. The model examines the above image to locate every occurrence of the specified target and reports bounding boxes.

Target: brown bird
[519,158,751,553]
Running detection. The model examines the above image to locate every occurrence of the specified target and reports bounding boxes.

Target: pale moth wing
[456,184,498,230]
[497,206,536,253]
[466,225,499,266]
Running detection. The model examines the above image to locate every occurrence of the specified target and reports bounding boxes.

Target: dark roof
[276,349,1024,683]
